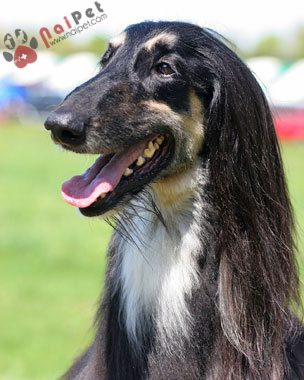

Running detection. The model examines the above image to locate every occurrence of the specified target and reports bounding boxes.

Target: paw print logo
[3,29,38,69]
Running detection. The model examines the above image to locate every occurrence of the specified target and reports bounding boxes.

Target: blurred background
[0,0,303,379]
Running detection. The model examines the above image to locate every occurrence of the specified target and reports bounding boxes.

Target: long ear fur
[195,30,301,379]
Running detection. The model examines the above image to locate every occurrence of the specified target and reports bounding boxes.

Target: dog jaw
[150,90,205,210]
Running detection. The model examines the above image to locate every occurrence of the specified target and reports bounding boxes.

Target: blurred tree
[85,35,108,55]
[252,35,283,58]
[39,35,108,56]
[1,27,303,60]
[47,39,79,55]
[293,27,304,59]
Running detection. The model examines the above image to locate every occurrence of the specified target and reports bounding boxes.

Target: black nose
[44,111,86,146]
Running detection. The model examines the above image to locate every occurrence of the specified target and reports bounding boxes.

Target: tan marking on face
[150,90,205,209]
[142,100,183,130]
[180,90,205,160]
[152,166,200,210]
[144,91,204,158]
[109,32,126,48]
[144,32,177,51]
[143,100,178,116]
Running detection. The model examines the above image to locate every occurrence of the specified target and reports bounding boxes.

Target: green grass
[0,122,112,380]
[281,143,304,282]
[0,122,303,379]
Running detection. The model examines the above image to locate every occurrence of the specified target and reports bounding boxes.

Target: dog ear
[199,31,289,236]
[196,31,300,378]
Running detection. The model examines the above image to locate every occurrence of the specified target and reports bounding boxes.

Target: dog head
[45,21,275,218]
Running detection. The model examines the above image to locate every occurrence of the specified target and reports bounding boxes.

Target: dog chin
[80,209,117,220]
[78,204,124,219]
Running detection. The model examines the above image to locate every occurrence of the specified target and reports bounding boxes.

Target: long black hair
[192,28,302,379]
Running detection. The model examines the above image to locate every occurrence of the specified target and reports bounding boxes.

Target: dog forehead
[143,32,178,51]
[120,23,180,51]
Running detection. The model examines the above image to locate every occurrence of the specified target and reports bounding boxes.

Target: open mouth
[61,134,174,217]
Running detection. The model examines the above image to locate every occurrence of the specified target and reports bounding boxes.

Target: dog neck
[115,163,208,349]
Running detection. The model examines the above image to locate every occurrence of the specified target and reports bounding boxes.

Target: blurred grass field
[0,121,303,380]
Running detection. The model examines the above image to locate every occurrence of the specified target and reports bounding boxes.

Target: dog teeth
[143,148,155,158]
[123,136,164,173]
[143,141,156,158]
[123,168,133,176]
[136,156,146,166]
[99,193,106,199]
[156,136,164,145]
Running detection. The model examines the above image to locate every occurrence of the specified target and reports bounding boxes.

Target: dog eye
[155,62,175,76]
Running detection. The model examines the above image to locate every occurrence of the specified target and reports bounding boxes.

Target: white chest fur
[117,196,201,347]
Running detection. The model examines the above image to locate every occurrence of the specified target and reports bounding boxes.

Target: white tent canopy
[268,60,304,106]
[246,57,282,94]
[0,51,58,86]
[45,53,99,95]
[1,51,304,109]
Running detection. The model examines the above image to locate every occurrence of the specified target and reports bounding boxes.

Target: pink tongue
[61,140,148,208]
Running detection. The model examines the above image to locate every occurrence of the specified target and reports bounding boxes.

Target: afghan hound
[44,21,304,380]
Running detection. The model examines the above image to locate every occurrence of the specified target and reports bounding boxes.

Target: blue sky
[2,0,304,48]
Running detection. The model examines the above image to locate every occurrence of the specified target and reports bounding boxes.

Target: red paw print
[14,45,38,68]
[3,29,38,69]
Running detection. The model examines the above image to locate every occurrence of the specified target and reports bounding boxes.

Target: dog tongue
[61,140,147,208]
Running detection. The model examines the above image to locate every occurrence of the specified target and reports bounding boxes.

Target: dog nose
[44,111,86,146]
